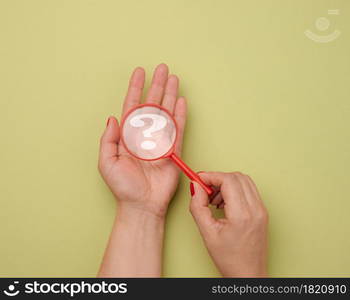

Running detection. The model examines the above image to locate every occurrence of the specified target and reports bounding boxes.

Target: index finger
[198,172,248,219]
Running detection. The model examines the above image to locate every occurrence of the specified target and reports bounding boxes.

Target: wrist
[116,202,166,227]
[221,264,268,278]
[116,196,169,220]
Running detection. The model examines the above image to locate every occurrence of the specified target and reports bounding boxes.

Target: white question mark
[129,114,167,150]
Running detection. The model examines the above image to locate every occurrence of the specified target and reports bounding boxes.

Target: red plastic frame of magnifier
[120,103,214,195]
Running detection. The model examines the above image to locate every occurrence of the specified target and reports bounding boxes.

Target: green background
[0,0,349,277]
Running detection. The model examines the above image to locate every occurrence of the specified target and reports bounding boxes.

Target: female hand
[189,172,269,277]
[98,64,187,218]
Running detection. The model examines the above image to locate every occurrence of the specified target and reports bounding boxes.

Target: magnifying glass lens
[121,105,176,160]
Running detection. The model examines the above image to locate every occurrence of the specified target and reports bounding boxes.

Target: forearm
[98,203,165,277]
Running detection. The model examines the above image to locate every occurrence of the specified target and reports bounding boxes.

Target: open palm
[98,64,187,217]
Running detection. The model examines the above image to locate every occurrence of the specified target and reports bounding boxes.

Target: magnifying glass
[120,103,214,195]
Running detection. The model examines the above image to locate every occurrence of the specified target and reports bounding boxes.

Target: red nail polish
[190,182,195,196]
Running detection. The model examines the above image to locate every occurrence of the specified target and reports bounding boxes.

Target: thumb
[189,181,216,232]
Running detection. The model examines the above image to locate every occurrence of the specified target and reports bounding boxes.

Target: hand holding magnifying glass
[121,103,214,195]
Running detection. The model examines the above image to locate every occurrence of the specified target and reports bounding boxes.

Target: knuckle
[99,135,105,145]
[245,174,253,181]
[97,159,106,176]
[256,208,269,224]
[227,172,237,181]
[97,161,102,173]
[225,173,240,189]
[232,171,244,177]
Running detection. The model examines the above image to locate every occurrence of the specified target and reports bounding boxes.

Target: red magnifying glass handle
[170,153,214,195]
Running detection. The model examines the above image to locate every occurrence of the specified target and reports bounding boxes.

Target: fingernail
[190,182,195,196]
[106,117,111,127]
